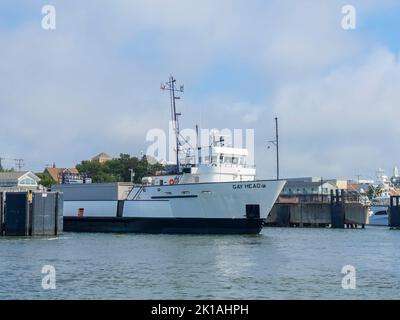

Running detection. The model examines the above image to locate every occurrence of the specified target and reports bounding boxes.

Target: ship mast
[161,75,184,173]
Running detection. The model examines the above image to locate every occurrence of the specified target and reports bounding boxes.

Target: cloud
[0,0,399,180]
[267,48,400,179]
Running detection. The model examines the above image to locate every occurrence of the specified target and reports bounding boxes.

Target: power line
[0,156,25,171]
[267,117,280,180]
[14,158,25,171]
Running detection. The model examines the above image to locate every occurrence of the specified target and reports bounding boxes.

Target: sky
[1,0,400,180]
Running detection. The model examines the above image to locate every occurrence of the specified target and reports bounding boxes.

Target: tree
[76,160,119,183]
[75,154,165,183]
[36,172,56,188]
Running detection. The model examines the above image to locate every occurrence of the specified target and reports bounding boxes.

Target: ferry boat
[63,77,286,234]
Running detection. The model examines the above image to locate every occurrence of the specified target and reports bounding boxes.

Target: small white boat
[367,190,390,226]
[368,205,388,226]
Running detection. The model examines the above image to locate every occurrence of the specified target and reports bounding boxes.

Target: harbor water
[1,227,400,299]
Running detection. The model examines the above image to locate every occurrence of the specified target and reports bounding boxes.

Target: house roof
[347,183,360,191]
[45,168,79,181]
[0,171,40,182]
[92,152,112,161]
[284,181,336,188]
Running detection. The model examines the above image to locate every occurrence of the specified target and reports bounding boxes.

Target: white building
[0,171,41,190]
[281,180,337,196]
[280,176,350,195]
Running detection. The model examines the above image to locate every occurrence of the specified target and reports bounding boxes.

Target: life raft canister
[168,179,174,185]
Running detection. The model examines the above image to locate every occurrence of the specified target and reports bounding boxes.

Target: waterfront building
[44,166,90,184]
[92,152,112,163]
[281,179,337,196]
[0,171,41,190]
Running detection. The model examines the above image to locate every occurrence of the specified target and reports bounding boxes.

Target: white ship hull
[63,179,285,234]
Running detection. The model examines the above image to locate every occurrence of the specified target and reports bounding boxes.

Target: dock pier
[0,191,63,237]
[389,196,400,229]
[265,190,368,229]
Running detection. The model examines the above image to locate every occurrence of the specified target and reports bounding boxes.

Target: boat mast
[196,124,201,165]
[161,75,184,173]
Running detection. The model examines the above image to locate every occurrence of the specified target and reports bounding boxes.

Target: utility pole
[129,169,135,183]
[161,75,184,173]
[14,159,24,171]
[0,157,25,171]
[268,117,280,180]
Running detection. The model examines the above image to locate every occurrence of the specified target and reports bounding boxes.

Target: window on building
[19,178,36,186]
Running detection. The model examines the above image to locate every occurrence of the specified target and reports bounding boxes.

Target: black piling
[55,192,63,235]
[0,192,4,236]
[389,196,400,229]
[331,189,345,228]
[276,204,291,227]
[4,192,29,236]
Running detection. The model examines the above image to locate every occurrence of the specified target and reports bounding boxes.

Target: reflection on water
[1,227,400,299]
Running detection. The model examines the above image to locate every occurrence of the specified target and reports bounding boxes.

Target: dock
[389,196,400,229]
[0,191,63,236]
[265,190,369,228]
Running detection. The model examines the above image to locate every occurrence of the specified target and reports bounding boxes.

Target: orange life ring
[168,179,174,185]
